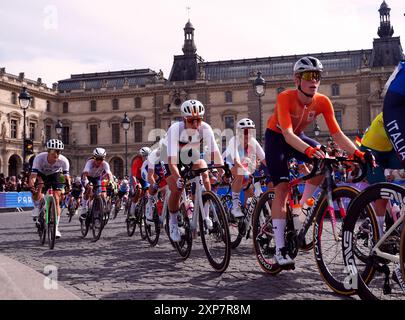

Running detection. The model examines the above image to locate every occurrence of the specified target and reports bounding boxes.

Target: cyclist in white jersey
[165,100,225,242]
[143,136,169,224]
[223,118,267,218]
[29,139,71,238]
[79,147,113,219]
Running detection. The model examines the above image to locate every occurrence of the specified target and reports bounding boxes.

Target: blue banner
[0,192,34,208]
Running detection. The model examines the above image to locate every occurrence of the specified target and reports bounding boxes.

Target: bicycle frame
[372,208,404,263]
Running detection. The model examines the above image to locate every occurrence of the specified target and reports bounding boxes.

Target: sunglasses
[95,157,104,161]
[300,71,321,82]
[49,149,61,155]
[185,117,203,124]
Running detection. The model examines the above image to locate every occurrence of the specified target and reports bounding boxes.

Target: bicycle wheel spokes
[252,190,281,275]
[145,207,161,247]
[200,191,231,273]
[38,210,46,245]
[221,195,242,249]
[314,186,360,295]
[48,198,57,250]
[126,204,137,237]
[91,197,104,241]
[342,183,405,300]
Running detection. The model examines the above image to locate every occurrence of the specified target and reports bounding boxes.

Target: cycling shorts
[265,129,319,186]
[36,172,65,192]
[359,145,402,184]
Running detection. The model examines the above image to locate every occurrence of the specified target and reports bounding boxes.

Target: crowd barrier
[0,192,34,209]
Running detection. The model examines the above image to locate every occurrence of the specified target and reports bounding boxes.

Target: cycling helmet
[293,56,324,74]
[180,100,205,117]
[237,118,255,129]
[122,179,129,185]
[93,147,106,158]
[74,176,82,184]
[46,139,64,151]
[140,147,152,157]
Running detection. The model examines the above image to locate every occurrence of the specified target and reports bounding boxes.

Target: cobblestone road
[0,209,372,300]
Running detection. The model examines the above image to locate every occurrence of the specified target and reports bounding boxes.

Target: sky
[0,0,404,86]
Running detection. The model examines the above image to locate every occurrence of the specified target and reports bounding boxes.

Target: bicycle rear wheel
[47,197,57,250]
[252,190,281,275]
[313,186,361,296]
[342,183,404,300]
[91,196,104,241]
[401,219,405,284]
[200,191,231,273]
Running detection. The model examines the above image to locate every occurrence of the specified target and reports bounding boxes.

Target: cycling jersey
[166,121,220,165]
[83,159,112,178]
[267,89,341,135]
[361,112,392,152]
[131,156,144,179]
[31,152,69,176]
[383,61,405,168]
[222,134,265,167]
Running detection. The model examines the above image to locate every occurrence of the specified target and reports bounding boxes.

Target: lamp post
[55,119,63,140]
[121,112,130,178]
[18,87,32,172]
[253,71,266,143]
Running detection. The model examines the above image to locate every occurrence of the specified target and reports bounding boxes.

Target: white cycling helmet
[140,147,151,157]
[237,118,255,129]
[180,100,205,117]
[93,147,106,158]
[46,139,64,151]
[122,179,129,185]
[74,176,82,184]
[293,56,324,74]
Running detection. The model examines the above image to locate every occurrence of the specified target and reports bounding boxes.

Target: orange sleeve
[276,92,293,131]
[319,95,341,135]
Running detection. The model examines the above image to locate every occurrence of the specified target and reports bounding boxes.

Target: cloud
[0,0,404,87]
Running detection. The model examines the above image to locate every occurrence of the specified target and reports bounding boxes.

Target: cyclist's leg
[230,162,250,217]
[31,178,44,220]
[265,129,294,265]
[294,133,323,205]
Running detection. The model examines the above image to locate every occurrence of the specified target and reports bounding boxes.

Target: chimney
[37,78,42,85]
[18,72,25,81]
[52,83,58,90]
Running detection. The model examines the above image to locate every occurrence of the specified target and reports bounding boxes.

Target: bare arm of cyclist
[331,130,358,155]
[282,127,324,158]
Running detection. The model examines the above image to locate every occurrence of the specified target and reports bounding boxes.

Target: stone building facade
[0,1,403,177]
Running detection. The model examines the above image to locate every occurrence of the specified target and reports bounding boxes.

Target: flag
[355,136,362,147]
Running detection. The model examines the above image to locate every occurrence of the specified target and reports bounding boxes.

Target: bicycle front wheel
[144,206,161,247]
[313,185,361,296]
[342,182,404,300]
[252,190,281,275]
[401,218,405,284]
[47,197,57,250]
[91,196,104,241]
[199,191,231,273]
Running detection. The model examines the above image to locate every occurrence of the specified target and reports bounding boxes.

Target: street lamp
[253,71,266,143]
[55,120,63,140]
[18,87,32,172]
[121,112,131,177]
[313,121,321,137]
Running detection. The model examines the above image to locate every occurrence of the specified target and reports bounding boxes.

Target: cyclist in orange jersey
[265,56,364,267]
